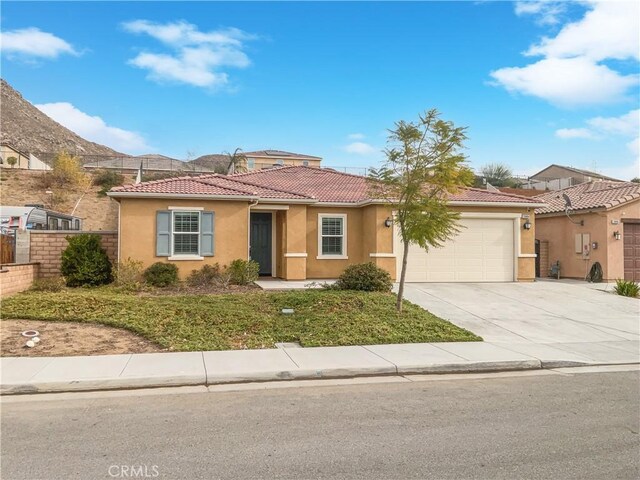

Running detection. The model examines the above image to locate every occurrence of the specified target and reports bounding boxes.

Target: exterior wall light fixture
[523,221,532,230]
[384,217,393,228]
[613,231,621,240]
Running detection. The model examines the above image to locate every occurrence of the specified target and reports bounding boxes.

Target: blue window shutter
[201,211,215,256]
[156,211,171,257]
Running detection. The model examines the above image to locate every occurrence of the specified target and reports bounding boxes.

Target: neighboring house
[523,164,621,191]
[0,205,83,233]
[0,143,50,171]
[108,166,543,282]
[243,150,322,170]
[535,181,640,282]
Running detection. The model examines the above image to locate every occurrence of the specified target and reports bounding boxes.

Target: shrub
[30,277,66,292]
[113,258,144,290]
[613,279,639,298]
[333,262,393,292]
[42,152,89,190]
[186,264,222,287]
[228,259,259,285]
[6,156,17,168]
[60,234,113,287]
[93,169,124,195]
[143,262,179,287]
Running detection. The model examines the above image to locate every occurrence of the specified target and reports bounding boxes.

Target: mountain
[187,154,229,172]
[0,78,125,160]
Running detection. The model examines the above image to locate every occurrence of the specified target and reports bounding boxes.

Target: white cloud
[514,1,567,26]
[555,128,596,139]
[555,109,639,166]
[122,20,256,89]
[490,57,638,107]
[493,1,639,107]
[344,142,377,155]
[35,102,152,154]
[0,27,79,60]
[526,1,640,61]
[347,133,366,140]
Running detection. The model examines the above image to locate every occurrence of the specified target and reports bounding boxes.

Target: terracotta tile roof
[535,181,640,214]
[110,166,544,205]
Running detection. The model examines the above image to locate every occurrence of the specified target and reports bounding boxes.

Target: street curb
[1,359,546,395]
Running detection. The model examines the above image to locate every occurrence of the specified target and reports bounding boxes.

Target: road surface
[2,368,639,479]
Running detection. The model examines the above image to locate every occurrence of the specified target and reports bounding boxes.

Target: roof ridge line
[193,176,261,196]
[224,174,316,199]
[465,186,540,202]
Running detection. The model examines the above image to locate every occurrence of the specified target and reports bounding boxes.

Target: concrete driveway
[402,280,639,356]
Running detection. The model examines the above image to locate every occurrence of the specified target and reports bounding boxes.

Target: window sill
[316,255,348,260]
[168,255,204,261]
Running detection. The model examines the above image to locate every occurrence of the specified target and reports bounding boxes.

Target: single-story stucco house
[535,181,640,282]
[107,166,545,282]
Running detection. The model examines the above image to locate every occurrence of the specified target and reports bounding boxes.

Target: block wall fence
[0,263,39,298]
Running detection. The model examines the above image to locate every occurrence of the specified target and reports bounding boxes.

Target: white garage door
[396,217,515,282]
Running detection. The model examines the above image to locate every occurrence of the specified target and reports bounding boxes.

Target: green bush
[333,262,393,292]
[93,169,124,196]
[143,262,179,287]
[30,277,66,292]
[60,234,113,287]
[228,259,259,285]
[186,264,223,287]
[113,258,144,290]
[613,279,639,298]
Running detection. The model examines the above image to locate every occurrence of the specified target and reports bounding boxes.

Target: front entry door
[250,212,272,276]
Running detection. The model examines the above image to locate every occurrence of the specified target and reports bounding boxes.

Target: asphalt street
[1,369,639,480]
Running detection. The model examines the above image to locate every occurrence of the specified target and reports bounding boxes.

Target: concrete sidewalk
[2,340,638,395]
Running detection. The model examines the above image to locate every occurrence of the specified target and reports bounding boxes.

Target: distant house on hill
[187,149,323,173]
[0,143,50,171]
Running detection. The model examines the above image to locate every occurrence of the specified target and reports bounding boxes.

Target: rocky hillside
[0,79,124,159]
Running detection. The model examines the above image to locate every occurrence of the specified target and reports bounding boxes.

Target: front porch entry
[250,212,273,276]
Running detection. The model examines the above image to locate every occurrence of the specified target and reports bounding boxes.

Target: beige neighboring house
[528,164,621,191]
[243,150,322,170]
[0,143,50,170]
[108,166,543,283]
[535,181,640,282]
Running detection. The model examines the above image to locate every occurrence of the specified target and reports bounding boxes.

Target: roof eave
[448,201,548,208]
[106,191,317,203]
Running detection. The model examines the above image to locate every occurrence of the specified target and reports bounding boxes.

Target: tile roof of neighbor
[110,166,544,205]
[243,150,322,160]
[535,181,640,215]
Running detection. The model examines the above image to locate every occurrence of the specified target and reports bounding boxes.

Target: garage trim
[393,212,523,282]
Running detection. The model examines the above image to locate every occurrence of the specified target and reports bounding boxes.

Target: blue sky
[1,1,638,179]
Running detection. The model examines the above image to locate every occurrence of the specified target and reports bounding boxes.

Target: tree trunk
[396,240,410,313]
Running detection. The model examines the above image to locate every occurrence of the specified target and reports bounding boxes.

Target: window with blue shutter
[156,211,171,256]
[200,212,215,256]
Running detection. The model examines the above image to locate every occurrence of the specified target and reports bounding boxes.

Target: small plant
[613,279,639,298]
[6,156,17,168]
[41,152,90,190]
[60,234,113,287]
[30,277,66,292]
[93,169,124,196]
[113,258,144,290]
[143,262,179,287]
[228,259,259,285]
[186,264,222,287]
[333,262,393,292]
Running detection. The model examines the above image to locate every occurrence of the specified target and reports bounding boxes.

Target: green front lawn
[1,289,480,351]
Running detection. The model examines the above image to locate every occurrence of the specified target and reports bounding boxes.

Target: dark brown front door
[623,222,640,282]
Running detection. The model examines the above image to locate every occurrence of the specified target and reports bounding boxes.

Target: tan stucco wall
[536,200,640,280]
[0,145,29,169]
[118,198,249,278]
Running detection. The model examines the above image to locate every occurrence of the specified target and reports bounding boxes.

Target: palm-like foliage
[480,163,514,187]
[369,109,473,312]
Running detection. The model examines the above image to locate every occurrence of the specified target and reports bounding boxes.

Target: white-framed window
[302,160,309,167]
[317,214,347,259]
[172,211,200,256]
[247,158,255,169]
[275,159,284,166]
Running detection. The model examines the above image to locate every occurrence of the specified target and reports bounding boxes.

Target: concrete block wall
[539,240,549,278]
[29,231,118,278]
[0,263,39,297]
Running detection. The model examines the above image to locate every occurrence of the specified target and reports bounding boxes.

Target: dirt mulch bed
[1,320,164,357]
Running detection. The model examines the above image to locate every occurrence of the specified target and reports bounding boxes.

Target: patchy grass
[1,289,480,351]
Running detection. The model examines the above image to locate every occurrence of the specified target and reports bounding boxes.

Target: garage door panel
[397,217,515,282]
